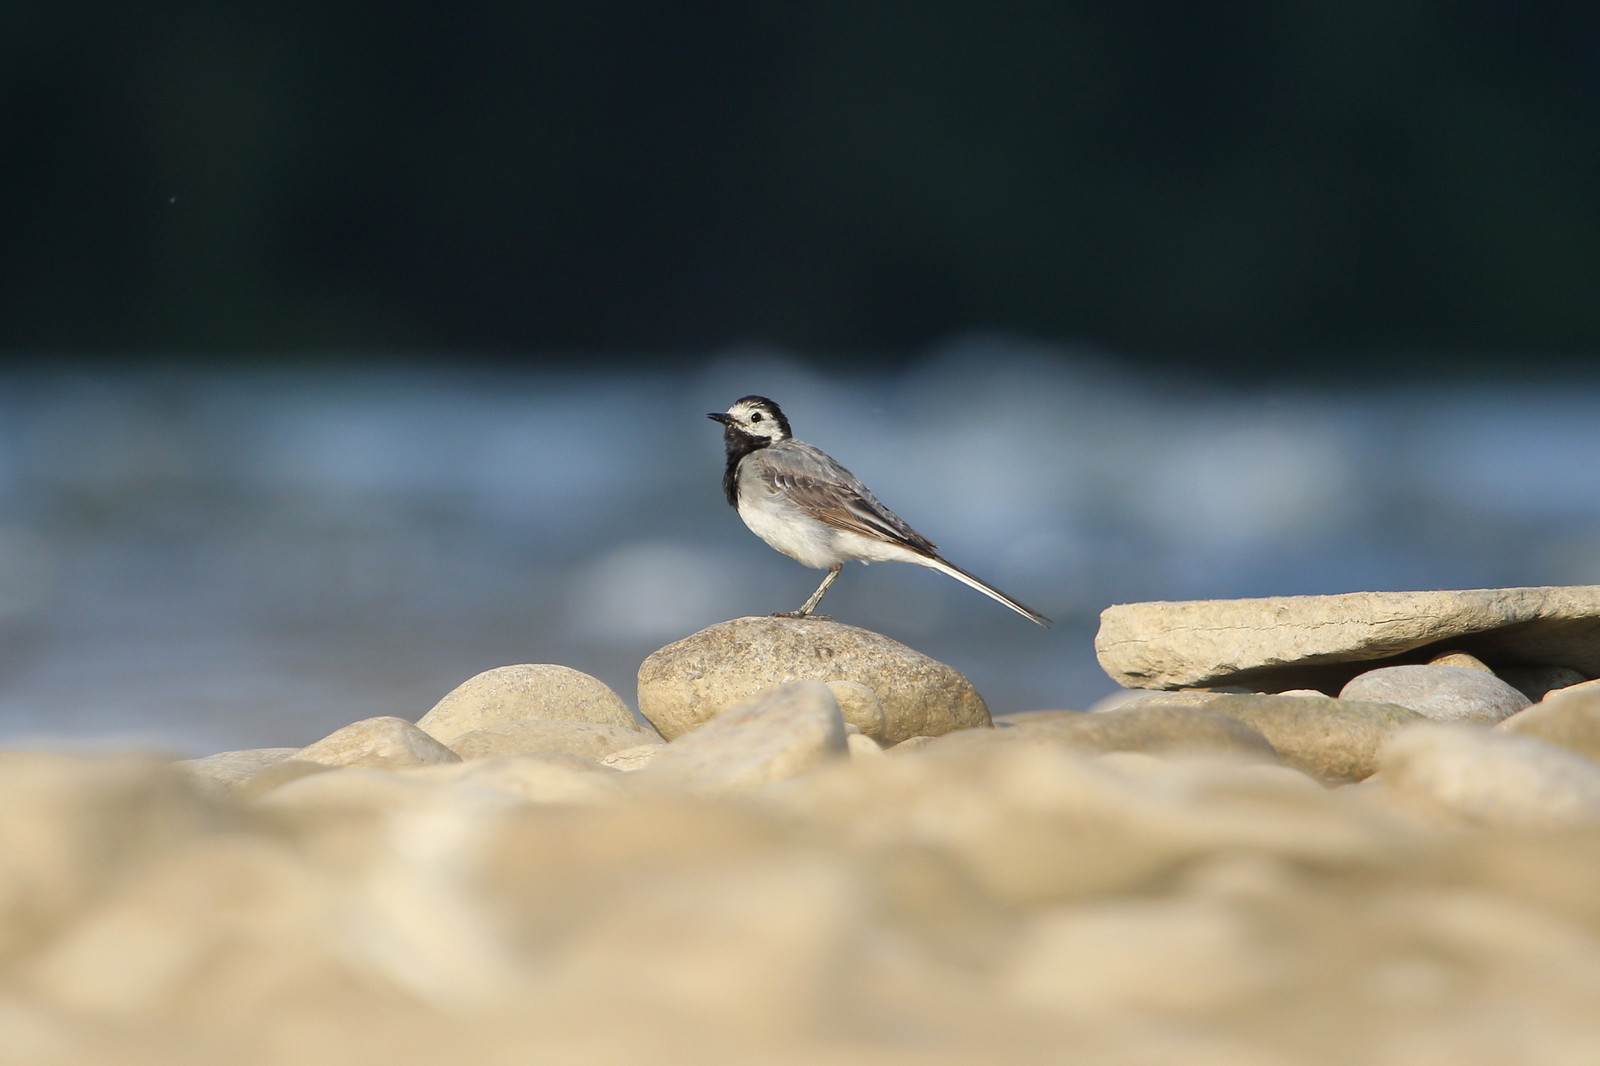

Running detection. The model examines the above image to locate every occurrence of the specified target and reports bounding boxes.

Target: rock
[824,680,887,740]
[846,733,885,759]
[635,681,848,793]
[973,706,1279,764]
[1083,688,1152,713]
[1339,664,1530,724]
[296,716,462,770]
[21,835,372,1022]
[178,748,301,790]
[637,617,989,744]
[253,765,505,819]
[1003,896,1283,1015]
[1498,679,1600,761]
[1090,689,1243,711]
[0,753,222,962]
[773,740,1390,907]
[1379,724,1600,828]
[417,665,643,745]
[1096,585,1600,691]
[1187,693,1424,782]
[1427,650,1492,673]
[447,721,660,762]
[1497,665,1590,703]
[234,759,337,797]
[405,754,626,804]
[598,744,663,772]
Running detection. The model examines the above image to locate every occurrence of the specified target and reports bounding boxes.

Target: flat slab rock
[1096,586,1600,692]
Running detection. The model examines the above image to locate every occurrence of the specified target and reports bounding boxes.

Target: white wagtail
[708,395,1050,626]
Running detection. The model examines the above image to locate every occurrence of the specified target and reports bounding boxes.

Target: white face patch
[726,400,787,440]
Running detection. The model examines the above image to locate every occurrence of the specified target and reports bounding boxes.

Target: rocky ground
[6,589,1600,1064]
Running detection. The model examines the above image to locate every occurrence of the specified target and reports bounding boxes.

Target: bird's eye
[750,412,764,422]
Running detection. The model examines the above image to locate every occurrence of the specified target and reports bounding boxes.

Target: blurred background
[1,2,1597,751]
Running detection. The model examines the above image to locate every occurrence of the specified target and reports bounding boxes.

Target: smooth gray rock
[1380,724,1600,828]
[637,617,989,744]
[297,716,462,770]
[1096,586,1600,691]
[635,681,848,792]
[1339,664,1530,724]
[418,665,644,744]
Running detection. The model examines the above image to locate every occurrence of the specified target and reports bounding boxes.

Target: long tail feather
[916,554,1052,628]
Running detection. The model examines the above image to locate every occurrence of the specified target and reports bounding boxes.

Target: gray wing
[752,440,938,555]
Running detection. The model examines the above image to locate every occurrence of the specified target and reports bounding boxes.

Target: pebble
[845,732,885,759]
[1379,723,1600,828]
[1112,691,1423,782]
[446,720,661,761]
[1497,678,1600,761]
[635,680,848,793]
[296,715,462,770]
[14,595,1600,1065]
[417,664,644,744]
[636,616,989,743]
[1497,664,1590,702]
[980,705,1279,763]
[404,753,627,804]
[1339,664,1531,724]
[823,680,888,740]
[1427,650,1493,672]
[178,747,300,790]
[598,743,664,771]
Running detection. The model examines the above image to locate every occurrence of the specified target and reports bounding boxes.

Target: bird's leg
[777,564,842,619]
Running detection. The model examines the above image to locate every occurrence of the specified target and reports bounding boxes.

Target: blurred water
[0,340,1596,755]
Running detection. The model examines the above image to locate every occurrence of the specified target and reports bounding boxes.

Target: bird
[707,395,1050,627]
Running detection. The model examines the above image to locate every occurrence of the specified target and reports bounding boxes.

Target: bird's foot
[772,611,831,621]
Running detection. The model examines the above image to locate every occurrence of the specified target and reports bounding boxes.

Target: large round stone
[637,617,990,743]
[417,664,643,744]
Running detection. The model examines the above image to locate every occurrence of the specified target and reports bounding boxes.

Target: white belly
[735,465,925,569]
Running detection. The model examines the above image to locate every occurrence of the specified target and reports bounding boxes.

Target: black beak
[707,412,733,425]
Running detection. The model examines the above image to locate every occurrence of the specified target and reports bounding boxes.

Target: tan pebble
[1428,650,1494,673]
[448,720,658,761]
[824,680,887,740]
[296,716,461,771]
[418,664,642,744]
[635,681,848,793]
[845,733,884,759]
[1380,723,1600,828]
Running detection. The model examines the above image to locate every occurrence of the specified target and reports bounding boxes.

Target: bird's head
[707,395,792,444]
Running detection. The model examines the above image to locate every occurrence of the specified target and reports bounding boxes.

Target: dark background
[6,1,1598,372]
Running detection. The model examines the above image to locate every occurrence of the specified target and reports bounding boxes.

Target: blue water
[0,340,1595,754]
